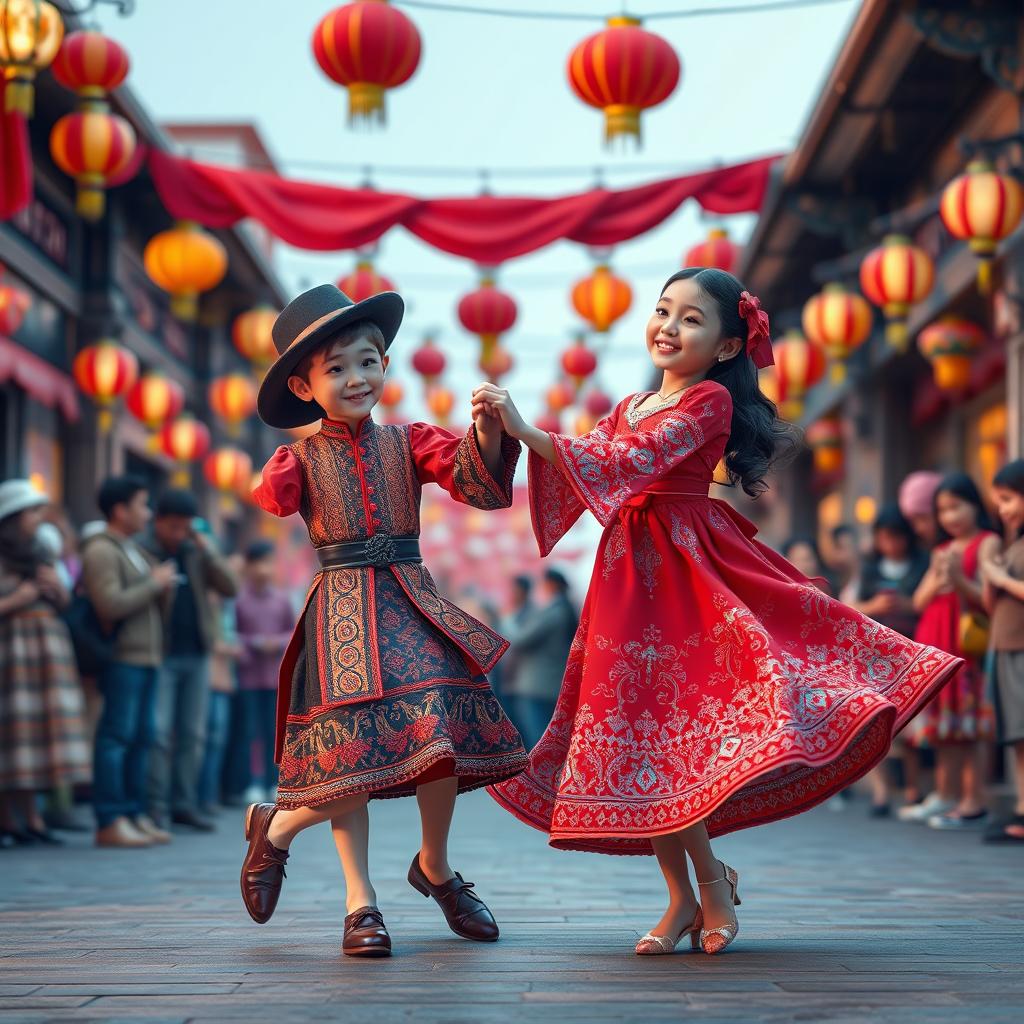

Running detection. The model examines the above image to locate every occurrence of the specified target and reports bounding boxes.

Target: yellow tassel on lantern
[829,362,846,385]
[348,82,385,124]
[4,73,34,116]
[171,292,198,321]
[977,257,993,296]
[885,320,909,351]
[604,104,641,144]
[172,467,190,487]
[76,180,106,221]
[97,406,113,433]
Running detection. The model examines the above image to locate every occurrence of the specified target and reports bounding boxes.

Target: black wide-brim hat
[256,283,404,429]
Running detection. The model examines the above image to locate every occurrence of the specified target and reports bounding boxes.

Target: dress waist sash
[316,535,422,569]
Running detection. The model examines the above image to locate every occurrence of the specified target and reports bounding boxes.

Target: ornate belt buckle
[364,532,396,566]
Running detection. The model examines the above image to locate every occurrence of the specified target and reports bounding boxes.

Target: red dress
[488,381,962,853]
[911,533,996,745]
[254,416,527,809]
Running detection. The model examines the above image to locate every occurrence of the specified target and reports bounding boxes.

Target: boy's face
[288,332,390,424]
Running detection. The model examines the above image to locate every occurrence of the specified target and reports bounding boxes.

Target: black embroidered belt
[316,535,422,569]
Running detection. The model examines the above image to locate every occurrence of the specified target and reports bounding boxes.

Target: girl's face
[646,278,742,379]
[875,527,909,561]
[935,490,979,539]
[991,484,1024,534]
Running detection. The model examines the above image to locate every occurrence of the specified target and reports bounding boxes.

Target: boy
[241,284,526,957]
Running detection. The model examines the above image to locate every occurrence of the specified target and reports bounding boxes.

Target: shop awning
[0,337,80,422]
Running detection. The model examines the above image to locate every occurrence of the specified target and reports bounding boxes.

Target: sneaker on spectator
[897,792,955,822]
[928,809,990,831]
[96,816,153,848]
[134,815,172,844]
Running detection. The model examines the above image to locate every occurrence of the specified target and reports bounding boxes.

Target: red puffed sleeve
[409,421,521,510]
[533,381,732,542]
[252,446,302,518]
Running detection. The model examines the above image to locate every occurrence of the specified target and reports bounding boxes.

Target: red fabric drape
[148,149,780,264]
[0,80,32,221]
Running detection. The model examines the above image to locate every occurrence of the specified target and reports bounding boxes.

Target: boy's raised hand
[472,383,528,440]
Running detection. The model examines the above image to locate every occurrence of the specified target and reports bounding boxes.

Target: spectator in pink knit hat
[899,471,944,550]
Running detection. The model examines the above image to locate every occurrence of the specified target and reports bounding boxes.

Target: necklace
[656,383,687,401]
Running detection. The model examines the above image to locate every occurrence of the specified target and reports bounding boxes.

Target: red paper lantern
[859,234,935,349]
[546,380,575,413]
[49,106,135,220]
[208,373,258,434]
[535,411,562,434]
[940,161,1024,293]
[572,265,632,333]
[561,337,597,391]
[380,379,403,408]
[801,283,873,382]
[312,1,421,126]
[583,388,613,418]
[204,446,253,498]
[684,228,740,273]
[126,372,185,435]
[411,337,446,389]
[160,415,211,484]
[427,385,454,425]
[574,411,598,437]
[917,315,986,392]
[51,30,128,98]
[337,259,396,302]
[773,329,826,419]
[0,269,30,336]
[144,221,228,321]
[567,15,680,146]
[479,344,513,382]
[458,278,517,361]
[72,339,137,433]
[805,417,844,476]
[232,306,279,368]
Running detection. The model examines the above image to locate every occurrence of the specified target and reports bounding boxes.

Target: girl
[0,480,90,847]
[854,503,930,815]
[474,268,962,956]
[980,459,1024,844]
[910,473,998,831]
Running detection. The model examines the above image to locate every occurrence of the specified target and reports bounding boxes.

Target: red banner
[148,149,780,264]
[0,81,32,221]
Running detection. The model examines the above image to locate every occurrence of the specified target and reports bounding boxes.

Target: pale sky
[95,0,858,428]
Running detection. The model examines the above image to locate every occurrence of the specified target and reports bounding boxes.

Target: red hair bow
[738,291,773,369]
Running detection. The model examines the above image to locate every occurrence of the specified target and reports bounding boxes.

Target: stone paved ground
[2,791,1023,1023]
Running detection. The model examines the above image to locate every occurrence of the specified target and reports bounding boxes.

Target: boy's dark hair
[245,539,276,563]
[993,459,1024,496]
[871,502,917,552]
[512,574,533,594]
[661,268,800,498]
[291,320,387,384]
[544,568,570,593]
[933,471,994,540]
[97,475,149,521]
[155,488,199,519]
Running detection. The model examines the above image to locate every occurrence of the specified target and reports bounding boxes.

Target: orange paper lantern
[940,161,1024,293]
[72,339,138,432]
[208,373,258,434]
[859,234,934,349]
[917,315,985,392]
[0,0,64,117]
[337,259,396,302]
[144,221,228,321]
[684,228,740,273]
[204,446,253,499]
[572,265,632,333]
[426,385,454,426]
[51,29,128,97]
[126,372,185,439]
[232,306,278,367]
[546,380,575,414]
[0,268,30,335]
[567,15,680,146]
[160,415,211,484]
[773,329,826,419]
[805,417,844,476]
[479,344,514,382]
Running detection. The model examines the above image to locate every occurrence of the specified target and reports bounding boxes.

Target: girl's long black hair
[661,268,800,497]
[992,458,1024,538]
[933,471,994,541]
[0,511,44,578]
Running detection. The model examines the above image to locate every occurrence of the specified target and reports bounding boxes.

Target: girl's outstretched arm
[472,383,556,464]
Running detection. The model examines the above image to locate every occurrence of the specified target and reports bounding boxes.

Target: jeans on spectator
[509,696,556,750]
[197,691,231,808]
[221,689,251,801]
[242,689,278,791]
[93,662,158,829]
[148,655,210,819]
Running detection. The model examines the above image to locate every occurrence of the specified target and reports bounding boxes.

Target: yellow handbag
[958,611,990,658]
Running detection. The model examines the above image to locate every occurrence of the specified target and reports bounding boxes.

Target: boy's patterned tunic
[254,416,527,807]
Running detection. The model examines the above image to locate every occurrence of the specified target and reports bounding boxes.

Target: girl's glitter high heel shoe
[635,907,703,955]
[697,861,740,955]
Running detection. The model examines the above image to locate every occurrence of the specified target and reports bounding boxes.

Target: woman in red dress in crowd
[909,473,999,830]
[473,268,962,956]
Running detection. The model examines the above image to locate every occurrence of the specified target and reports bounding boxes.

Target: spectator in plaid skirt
[0,480,90,848]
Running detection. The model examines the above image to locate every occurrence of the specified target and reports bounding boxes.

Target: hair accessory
[738,291,774,369]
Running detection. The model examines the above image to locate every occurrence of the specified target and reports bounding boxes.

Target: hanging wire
[394,0,853,23]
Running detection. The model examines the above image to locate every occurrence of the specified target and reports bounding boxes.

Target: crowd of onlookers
[779,465,1024,844]
[0,474,294,849]
[2,458,1023,851]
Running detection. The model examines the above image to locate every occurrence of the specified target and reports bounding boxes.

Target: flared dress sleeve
[409,421,521,510]
[529,380,732,553]
[252,445,302,518]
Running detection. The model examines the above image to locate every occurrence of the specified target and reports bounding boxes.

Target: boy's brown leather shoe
[342,906,392,958]
[240,803,289,924]
[407,854,499,941]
